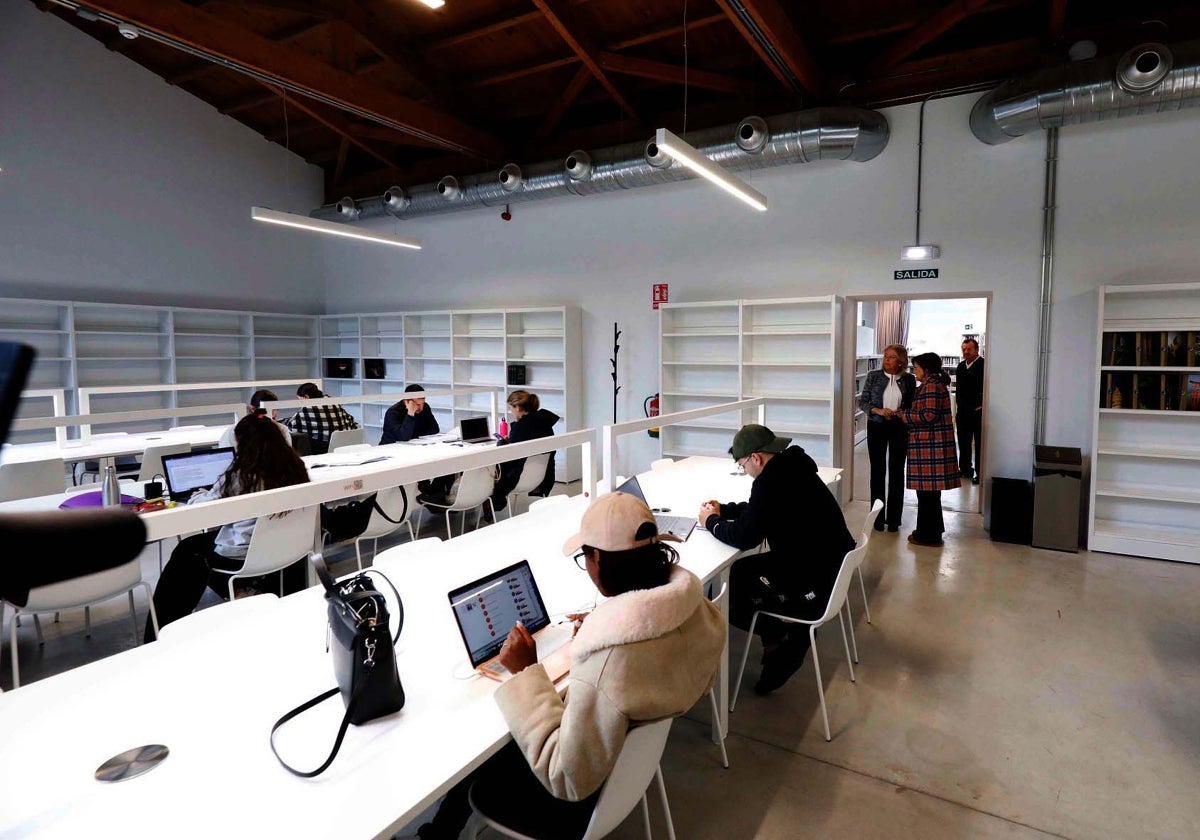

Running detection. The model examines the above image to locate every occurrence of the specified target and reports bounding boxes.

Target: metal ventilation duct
[310,107,889,222]
[970,40,1200,145]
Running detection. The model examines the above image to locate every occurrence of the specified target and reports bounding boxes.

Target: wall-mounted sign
[652,283,669,309]
[894,269,939,280]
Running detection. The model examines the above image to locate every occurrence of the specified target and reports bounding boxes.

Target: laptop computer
[616,475,697,541]
[161,447,235,502]
[448,559,573,682]
[457,416,493,445]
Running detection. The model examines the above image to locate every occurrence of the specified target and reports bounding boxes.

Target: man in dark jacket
[954,338,985,484]
[489,391,559,514]
[381,384,454,502]
[698,424,854,695]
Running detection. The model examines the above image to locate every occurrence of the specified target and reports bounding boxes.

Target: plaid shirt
[286,403,359,443]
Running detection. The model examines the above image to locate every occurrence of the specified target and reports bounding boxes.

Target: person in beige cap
[698,423,854,696]
[410,492,725,840]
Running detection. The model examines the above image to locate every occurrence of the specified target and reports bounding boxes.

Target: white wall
[0,2,325,313]
[320,76,1200,495]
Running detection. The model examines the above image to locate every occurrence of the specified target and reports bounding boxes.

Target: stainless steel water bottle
[101,465,121,507]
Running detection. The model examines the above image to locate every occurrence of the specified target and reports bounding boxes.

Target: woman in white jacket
[414,492,725,840]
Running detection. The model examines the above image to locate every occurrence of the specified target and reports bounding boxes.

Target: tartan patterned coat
[897,379,961,491]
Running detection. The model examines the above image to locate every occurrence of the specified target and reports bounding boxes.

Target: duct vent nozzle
[736,116,770,153]
[499,164,523,193]
[382,186,409,216]
[335,197,359,220]
[1117,43,1173,93]
[644,138,671,168]
[437,176,461,201]
[565,150,592,181]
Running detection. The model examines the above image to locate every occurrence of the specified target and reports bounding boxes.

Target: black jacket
[704,446,854,591]
[380,402,440,445]
[954,357,985,411]
[493,408,560,498]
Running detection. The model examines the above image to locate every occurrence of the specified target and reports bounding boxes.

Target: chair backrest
[509,452,552,496]
[137,443,193,483]
[709,579,728,608]
[856,500,885,547]
[448,467,495,510]
[816,545,868,625]
[0,458,65,502]
[360,483,417,541]
[529,495,570,512]
[156,593,279,643]
[329,428,366,451]
[237,505,319,578]
[582,718,674,839]
[650,458,676,472]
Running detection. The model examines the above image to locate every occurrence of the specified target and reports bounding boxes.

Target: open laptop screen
[448,560,552,667]
[458,416,490,443]
[162,448,234,498]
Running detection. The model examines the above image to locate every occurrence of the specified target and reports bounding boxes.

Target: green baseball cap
[729,424,791,460]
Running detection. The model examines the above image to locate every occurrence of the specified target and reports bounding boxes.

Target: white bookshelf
[853,354,882,445]
[658,296,842,467]
[1089,283,1200,564]
[319,306,582,481]
[2,298,318,444]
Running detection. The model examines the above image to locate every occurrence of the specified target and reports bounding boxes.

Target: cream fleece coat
[493,566,725,801]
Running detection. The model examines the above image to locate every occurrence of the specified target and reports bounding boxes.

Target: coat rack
[611,323,621,424]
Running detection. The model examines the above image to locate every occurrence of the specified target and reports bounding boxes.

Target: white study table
[0,456,839,840]
[0,426,228,468]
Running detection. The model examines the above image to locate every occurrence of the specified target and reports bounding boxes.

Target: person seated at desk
[488,390,558,516]
[380,383,456,503]
[413,492,725,840]
[144,413,310,642]
[697,424,854,696]
[217,388,289,449]
[285,382,358,456]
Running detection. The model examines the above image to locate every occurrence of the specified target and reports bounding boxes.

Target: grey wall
[0,2,325,313]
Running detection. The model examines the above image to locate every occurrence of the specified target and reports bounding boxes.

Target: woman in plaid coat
[894,352,960,547]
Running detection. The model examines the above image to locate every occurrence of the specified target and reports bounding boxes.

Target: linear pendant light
[654,128,768,212]
[250,207,422,250]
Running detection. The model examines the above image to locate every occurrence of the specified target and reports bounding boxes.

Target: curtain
[875,300,910,352]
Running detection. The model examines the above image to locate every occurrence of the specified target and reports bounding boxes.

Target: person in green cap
[697,423,854,695]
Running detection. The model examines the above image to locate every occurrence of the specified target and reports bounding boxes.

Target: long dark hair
[912,352,950,385]
[220,413,309,498]
[584,522,679,594]
[296,382,324,399]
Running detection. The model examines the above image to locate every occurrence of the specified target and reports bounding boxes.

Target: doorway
[845,294,990,516]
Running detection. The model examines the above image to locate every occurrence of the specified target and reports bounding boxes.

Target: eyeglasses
[735,455,751,475]
[572,550,588,571]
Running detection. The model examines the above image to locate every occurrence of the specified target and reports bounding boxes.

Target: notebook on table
[457,416,493,445]
[161,447,235,502]
[448,559,573,682]
[616,475,697,541]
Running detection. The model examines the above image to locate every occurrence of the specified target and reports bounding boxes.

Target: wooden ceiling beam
[465,56,579,89]
[276,91,405,169]
[218,90,280,115]
[712,0,825,96]
[538,65,592,137]
[81,0,504,158]
[866,0,993,74]
[826,0,1030,45]
[606,12,729,51]
[597,52,755,96]
[530,0,640,121]
[426,0,594,52]
[1049,0,1068,41]
[166,19,326,86]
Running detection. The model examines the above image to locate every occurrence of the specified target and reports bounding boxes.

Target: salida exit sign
[894,269,940,280]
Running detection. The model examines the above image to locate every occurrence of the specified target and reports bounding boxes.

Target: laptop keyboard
[655,514,696,540]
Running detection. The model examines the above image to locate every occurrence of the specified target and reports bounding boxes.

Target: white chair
[136,443,192,483]
[328,428,365,452]
[0,458,65,502]
[155,593,278,644]
[224,506,319,600]
[467,718,677,840]
[729,544,867,742]
[502,452,552,519]
[708,581,730,769]
[415,468,496,539]
[650,458,676,472]
[352,484,418,570]
[842,499,884,663]
[529,495,570,513]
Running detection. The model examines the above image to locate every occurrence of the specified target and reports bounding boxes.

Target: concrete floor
[6,499,1199,839]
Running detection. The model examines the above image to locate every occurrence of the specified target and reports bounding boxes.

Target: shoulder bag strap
[269,686,359,778]
[370,485,409,525]
[362,570,404,643]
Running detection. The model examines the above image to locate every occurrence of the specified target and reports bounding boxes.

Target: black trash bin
[990,477,1033,544]
[1032,446,1083,552]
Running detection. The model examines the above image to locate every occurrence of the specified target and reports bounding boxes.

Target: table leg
[712,567,730,746]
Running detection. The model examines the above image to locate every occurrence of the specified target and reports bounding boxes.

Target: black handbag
[319,487,410,544]
[270,553,406,777]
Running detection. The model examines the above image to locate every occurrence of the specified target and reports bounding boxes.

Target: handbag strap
[269,685,360,778]
[370,486,409,525]
[362,570,404,643]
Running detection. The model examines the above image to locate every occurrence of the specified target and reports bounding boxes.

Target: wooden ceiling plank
[712,0,825,95]
[279,91,405,169]
[530,0,640,120]
[466,55,580,89]
[607,12,728,51]
[866,0,994,73]
[597,52,755,96]
[428,10,544,52]
[1049,0,1068,40]
[81,0,503,158]
[333,136,350,186]
[166,18,327,86]
[218,90,280,115]
[538,64,592,137]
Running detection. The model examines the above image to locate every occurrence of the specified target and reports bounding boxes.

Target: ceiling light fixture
[415,0,446,8]
[901,99,941,261]
[251,207,421,250]
[654,128,768,212]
